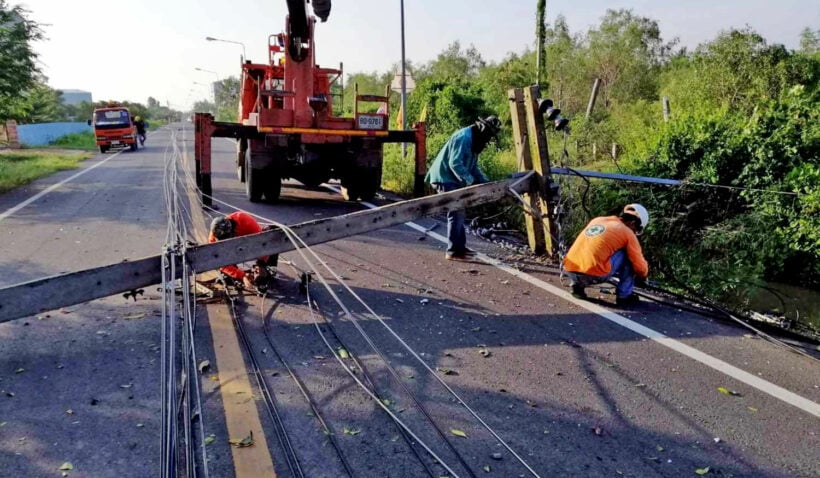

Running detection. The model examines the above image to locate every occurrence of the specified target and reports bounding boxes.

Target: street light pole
[205,36,247,62]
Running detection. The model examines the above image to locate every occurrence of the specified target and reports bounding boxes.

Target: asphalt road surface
[0,124,817,477]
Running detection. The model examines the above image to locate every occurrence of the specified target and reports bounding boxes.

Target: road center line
[0,129,163,224]
[324,186,820,418]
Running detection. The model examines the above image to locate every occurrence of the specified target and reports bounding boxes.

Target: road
[0,124,817,477]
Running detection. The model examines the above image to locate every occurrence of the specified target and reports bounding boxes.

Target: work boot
[615,294,640,306]
[571,284,587,299]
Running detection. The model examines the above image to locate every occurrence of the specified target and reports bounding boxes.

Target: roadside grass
[0,149,92,193]
[48,131,96,150]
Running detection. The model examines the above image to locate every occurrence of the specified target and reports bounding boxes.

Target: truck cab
[89,106,138,153]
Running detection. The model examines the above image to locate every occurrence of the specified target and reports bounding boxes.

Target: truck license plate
[357,115,384,130]
[111,141,120,145]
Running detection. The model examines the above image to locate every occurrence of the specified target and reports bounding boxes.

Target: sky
[20,0,820,111]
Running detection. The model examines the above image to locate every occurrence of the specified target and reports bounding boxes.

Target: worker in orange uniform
[209,212,278,290]
[563,204,650,306]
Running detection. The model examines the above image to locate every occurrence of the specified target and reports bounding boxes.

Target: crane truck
[193,0,427,205]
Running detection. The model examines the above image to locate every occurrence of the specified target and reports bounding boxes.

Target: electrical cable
[190,182,536,477]
[257,294,358,478]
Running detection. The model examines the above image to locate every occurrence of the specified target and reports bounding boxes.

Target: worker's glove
[241,273,255,290]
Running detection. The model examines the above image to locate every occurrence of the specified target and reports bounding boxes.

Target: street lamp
[205,36,247,61]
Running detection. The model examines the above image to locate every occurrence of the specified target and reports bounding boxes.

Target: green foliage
[362,10,820,303]
[215,77,239,122]
[0,149,91,193]
[0,0,43,120]
[49,131,96,150]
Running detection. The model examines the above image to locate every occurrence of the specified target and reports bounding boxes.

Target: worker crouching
[563,204,650,306]
[209,212,278,291]
[425,116,502,261]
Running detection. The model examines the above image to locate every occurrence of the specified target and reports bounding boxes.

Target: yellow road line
[181,126,277,477]
[207,305,277,477]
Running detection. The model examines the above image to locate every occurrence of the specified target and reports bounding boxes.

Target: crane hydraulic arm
[285,0,330,61]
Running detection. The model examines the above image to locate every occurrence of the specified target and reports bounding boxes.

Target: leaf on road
[450,429,468,438]
[65,409,74,415]
[479,349,492,358]
[208,376,219,382]
[120,384,132,389]
[313,355,325,360]
[338,348,350,359]
[695,466,710,475]
[124,313,145,320]
[483,465,491,472]
[204,434,215,445]
[592,426,603,436]
[656,445,664,452]
[0,422,6,427]
[198,360,211,373]
[229,431,254,448]
[59,462,74,471]
[381,399,391,406]
[717,387,740,396]
[343,427,361,436]
[747,406,758,412]
[14,368,24,374]
[436,367,458,376]
[471,327,482,332]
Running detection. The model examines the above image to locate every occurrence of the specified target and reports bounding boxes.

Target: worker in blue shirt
[425,116,501,260]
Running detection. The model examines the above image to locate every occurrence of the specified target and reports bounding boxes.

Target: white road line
[0,129,164,224]
[324,186,820,418]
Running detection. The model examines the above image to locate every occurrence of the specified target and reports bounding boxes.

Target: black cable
[219,277,306,478]
[303,300,439,478]
[258,295,358,478]
[294,264,477,477]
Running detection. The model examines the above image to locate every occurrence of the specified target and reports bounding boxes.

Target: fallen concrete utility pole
[0,175,534,323]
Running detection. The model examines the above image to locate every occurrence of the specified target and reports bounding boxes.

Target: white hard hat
[623,203,649,229]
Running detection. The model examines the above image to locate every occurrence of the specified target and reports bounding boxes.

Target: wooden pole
[523,85,559,257]
[508,88,545,253]
[611,143,618,161]
[585,78,601,118]
[662,96,671,122]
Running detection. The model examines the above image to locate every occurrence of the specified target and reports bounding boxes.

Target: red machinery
[193,0,426,205]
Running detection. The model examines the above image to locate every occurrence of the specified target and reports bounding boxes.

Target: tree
[585,9,674,107]
[799,27,819,54]
[427,41,486,80]
[0,0,43,119]
[14,81,62,123]
[214,77,240,122]
[535,0,547,86]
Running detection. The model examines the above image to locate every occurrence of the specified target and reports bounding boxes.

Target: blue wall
[17,122,93,146]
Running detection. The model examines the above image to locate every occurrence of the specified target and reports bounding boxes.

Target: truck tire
[341,168,380,201]
[130,142,138,151]
[246,167,264,202]
[263,168,282,202]
[237,139,247,183]
[99,146,108,154]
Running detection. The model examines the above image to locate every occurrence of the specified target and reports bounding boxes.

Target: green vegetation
[351,10,819,315]
[48,131,96,150]
[0,150,91,193]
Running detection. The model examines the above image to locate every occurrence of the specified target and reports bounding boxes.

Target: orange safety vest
[563,216,649,279]
[208,211,267,280]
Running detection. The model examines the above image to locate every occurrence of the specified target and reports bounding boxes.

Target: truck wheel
[99,146,108,154]
[263,169,282,202]
[246,167,264,202]
[130,142,138,151]
[237,139,247,183]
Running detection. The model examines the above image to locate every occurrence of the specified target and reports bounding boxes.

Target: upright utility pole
[535,0,546,86]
